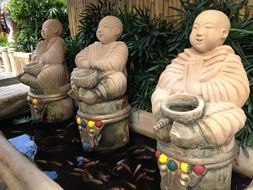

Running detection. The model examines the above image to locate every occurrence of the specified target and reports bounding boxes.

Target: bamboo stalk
[164,0,169,18]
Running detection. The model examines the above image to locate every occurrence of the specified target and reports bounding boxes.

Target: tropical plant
[8,0,68,52]
[0,35,8,47]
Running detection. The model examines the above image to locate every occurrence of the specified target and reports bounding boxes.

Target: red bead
[193,165,205,175]
[95,120,103,128]
[155,150,161,158]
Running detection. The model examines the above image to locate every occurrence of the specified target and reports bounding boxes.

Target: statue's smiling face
[189,11,229,54]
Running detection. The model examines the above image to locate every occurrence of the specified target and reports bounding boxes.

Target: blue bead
[82,141,90,151]
[31,116,36,124]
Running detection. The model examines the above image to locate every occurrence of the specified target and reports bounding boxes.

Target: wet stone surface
[0,115,251,190]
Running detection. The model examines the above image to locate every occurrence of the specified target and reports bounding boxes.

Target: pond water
[0,115,251,190]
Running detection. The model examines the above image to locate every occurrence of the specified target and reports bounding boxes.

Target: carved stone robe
[75,41,128,98]
[35,37,68,89]
[152,45,249,147]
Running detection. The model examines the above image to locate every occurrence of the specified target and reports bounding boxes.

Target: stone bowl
[23,61,43,76]
[71,69,98,89]
[161,93,204,124]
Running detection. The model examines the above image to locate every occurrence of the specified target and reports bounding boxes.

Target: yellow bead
[32,98,38,105]
[180,162,192,174]
[76,117,81,125]
[159,154,168,164]
[87,121,95,128]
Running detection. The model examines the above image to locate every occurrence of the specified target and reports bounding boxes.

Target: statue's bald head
[43,19,63,36]
[189,10,231,53]
[196,10,230,34]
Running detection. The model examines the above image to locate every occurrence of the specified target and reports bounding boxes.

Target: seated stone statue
[68,15,128,104]
[19,19,73,122]
[152,10,250,190]
[69,16,130,152]
[152,10,249,149]
[20,19,68,89]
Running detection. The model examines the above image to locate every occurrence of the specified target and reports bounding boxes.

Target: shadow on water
[0,114,251,190]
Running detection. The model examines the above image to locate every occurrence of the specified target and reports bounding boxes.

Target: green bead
[80,119,86,128]
[167,159,178,171]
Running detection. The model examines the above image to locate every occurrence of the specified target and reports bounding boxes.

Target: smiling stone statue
[69,16,130,152]
[152,10,249,190]
[19,19,73,122]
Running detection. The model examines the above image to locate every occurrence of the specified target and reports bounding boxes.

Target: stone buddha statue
[69,16,130,152]
[151,10,249,190]
[19,19,73,122]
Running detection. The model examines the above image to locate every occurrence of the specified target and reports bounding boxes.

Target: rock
[0,83,29,119]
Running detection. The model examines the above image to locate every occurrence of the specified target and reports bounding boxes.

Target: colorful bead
[193,165,205,175]
[80,119,86,128]
[180,162,192,174]
[27,96,32,103]
[32,98,42,105]
[82,141,90,151]
[95,120,103,128]
[31,116,36,124]
[159,164,167,171]
[167,159,178,171]
[155,150,161,158]
[76,117,82,125]
[32,98,39,105]
[87,121,95,128]
[159,154,168,164]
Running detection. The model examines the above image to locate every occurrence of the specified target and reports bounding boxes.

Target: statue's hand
[153,118,171,142]
[31,53,37,61]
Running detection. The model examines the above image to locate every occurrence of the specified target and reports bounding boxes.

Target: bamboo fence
[67,0,253,37]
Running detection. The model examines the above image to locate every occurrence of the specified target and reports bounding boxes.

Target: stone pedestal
[0,83,29,119]
[28,85,73,123]
[76,98,130,152]
[156,140,235,190]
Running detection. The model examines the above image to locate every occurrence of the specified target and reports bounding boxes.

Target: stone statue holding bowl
[19,19,73,122]
[151,10,249,190]
[69,16,130,152]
